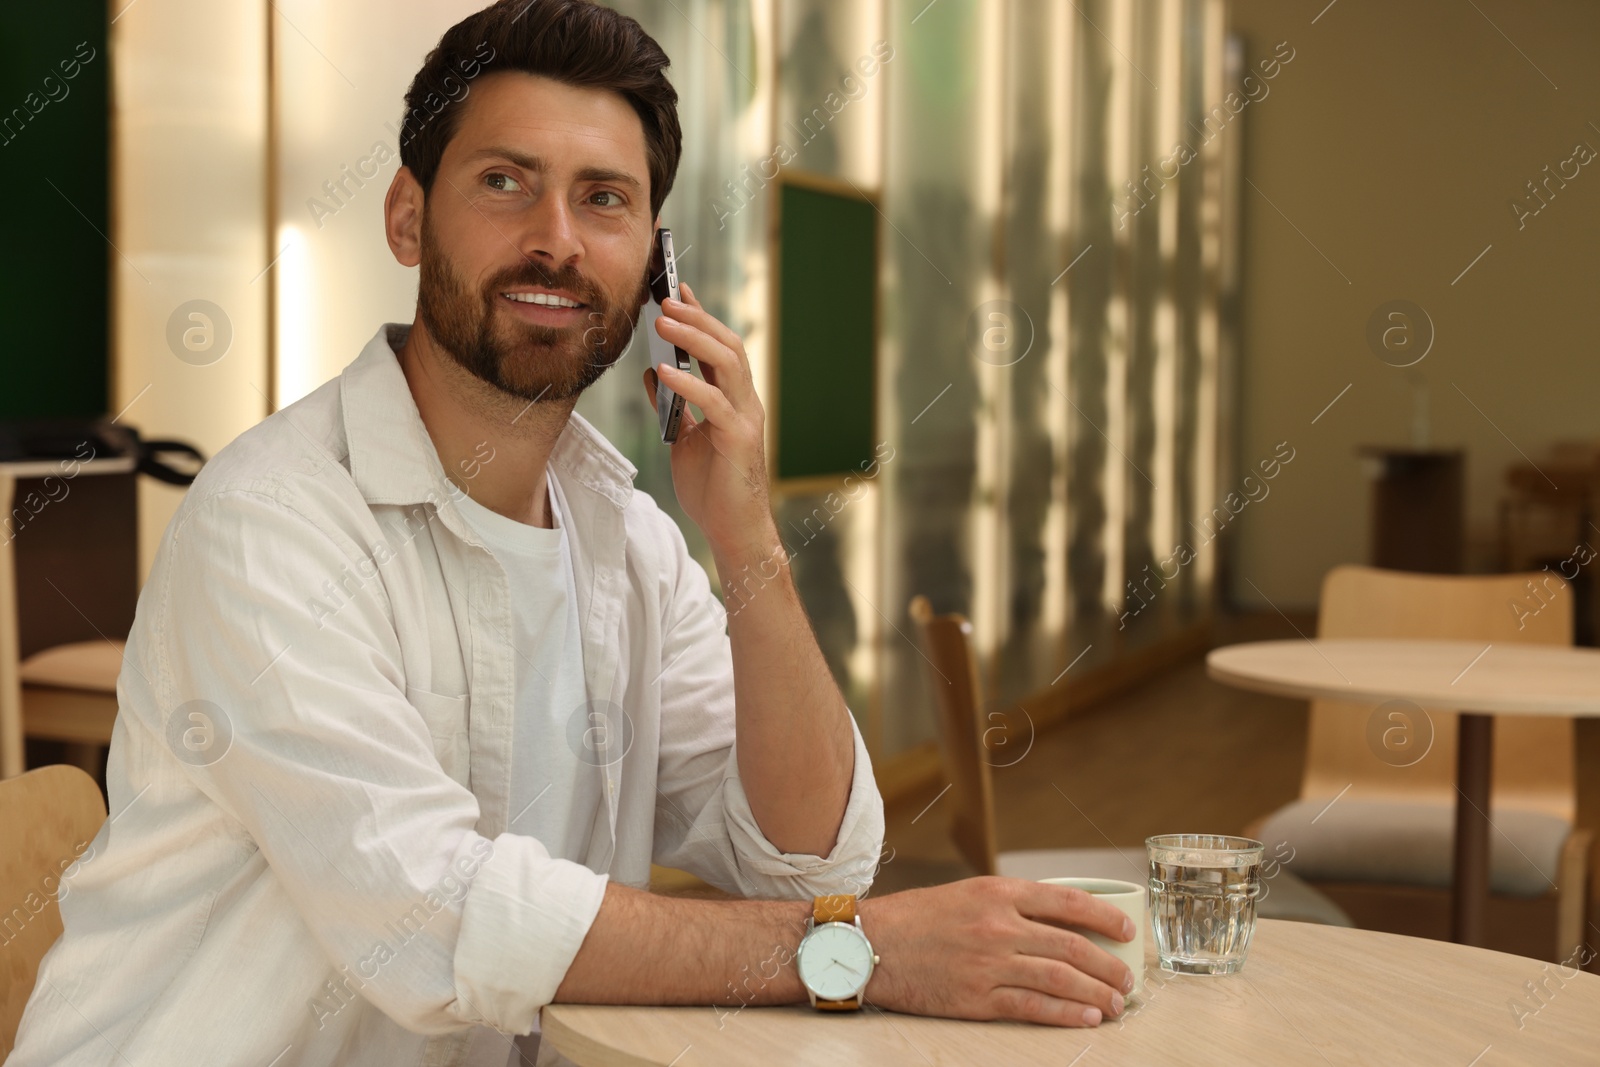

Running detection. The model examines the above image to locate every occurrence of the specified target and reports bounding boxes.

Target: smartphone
[646,227,692,443]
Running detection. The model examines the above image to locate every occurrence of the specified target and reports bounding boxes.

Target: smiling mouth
[500,291,588,309]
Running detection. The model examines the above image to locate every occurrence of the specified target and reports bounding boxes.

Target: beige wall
[113,0,269,583]
[1226,0,1600,608]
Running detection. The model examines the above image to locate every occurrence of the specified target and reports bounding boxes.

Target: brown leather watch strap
[813,894,857,925]
[814,995,860,1011]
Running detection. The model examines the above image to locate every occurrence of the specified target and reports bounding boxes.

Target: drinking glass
[1146,834,1263,975]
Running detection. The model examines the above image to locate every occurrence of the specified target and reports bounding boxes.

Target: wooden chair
[908,595,1352,926]
[1248,565,1593,962]
[0,764,107,1057]
[0,467,133,780]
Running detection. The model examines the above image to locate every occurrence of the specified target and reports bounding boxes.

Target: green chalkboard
[776,182,876,481]
[0,9,108,419]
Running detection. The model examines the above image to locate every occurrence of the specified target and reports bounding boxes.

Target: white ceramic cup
[1038,876,1148,998]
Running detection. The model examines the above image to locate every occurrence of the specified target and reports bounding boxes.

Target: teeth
[504,292,582,308]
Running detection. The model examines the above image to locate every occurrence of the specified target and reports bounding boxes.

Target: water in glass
[1146,834,1263,975]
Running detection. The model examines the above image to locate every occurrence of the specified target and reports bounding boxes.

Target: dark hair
[399,0,681,221]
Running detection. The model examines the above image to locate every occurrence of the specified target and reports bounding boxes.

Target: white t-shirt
[451,477,603,1067]
[450,477,602,866]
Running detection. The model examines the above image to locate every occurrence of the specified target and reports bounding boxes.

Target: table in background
[542,919,1600,1066]
[1207,638,1600,946]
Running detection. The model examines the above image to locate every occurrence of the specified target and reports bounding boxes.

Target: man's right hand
[858,877,1137,1027]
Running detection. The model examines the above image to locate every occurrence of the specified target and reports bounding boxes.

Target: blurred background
[3,0,1598,967]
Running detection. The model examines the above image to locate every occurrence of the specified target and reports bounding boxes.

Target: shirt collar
[340,322,637,511]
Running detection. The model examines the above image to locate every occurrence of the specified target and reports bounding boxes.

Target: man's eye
[590,190,623,207]
[486,172,522,193]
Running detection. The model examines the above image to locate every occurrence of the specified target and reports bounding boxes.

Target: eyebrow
[459,145,644,192]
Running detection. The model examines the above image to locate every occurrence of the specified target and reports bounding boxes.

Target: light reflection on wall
[273,225,317,407]
[1195,11,1234,597]
[1102,0,1134,621]
[1041,0,1077,643]
[972,0,1006,663]
[1152,0,1182,564]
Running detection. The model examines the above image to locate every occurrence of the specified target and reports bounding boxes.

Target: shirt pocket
[404,684,470,788]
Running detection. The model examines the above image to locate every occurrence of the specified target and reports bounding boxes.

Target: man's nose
[519,190,582,270]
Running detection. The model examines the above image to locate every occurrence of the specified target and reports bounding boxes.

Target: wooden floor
[874,614,1575,964]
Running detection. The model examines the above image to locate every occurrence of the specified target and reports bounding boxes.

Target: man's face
[415,72,655,402]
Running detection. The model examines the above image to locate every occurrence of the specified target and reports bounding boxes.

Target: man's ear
[386,166,426,267]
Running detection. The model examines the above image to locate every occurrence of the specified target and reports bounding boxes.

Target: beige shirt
[9,323,884,1067]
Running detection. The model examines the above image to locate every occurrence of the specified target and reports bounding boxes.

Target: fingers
[1014,881,1137,944]
[1017,919,1134,999]
[654,315,747,409]
[656,295,758,412]
[672,281,737,351]
[643,366,703,438]
[1004,938,1127,1020]
[990,985,1108,1028]
[656,363,737,428]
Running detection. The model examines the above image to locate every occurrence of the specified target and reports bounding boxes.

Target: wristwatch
[795,894,878,1011]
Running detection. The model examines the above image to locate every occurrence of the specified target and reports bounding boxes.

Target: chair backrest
[1304,565,1575,819]
[0,764,107,1057]
[908,596,998,877]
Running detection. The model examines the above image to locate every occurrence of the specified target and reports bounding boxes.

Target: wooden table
[1206,638,1600,946]
[542,919,1600,1065]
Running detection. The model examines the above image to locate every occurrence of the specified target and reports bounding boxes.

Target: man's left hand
[640,282,775,559]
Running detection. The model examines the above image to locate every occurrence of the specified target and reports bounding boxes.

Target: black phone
[647,227,692,443]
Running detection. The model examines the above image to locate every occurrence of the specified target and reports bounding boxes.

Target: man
[8,2,1134,1064]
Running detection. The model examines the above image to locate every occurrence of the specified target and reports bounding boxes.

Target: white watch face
[798,922,874,1002]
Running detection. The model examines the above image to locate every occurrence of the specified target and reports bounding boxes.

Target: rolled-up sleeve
[647,506,886,898]
[146,487,607,1036]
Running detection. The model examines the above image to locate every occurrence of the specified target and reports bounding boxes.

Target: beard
[416,215,649,403]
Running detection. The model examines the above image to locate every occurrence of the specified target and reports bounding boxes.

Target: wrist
[708,519,786,572]
[716,901,812,1016]
[856,897,889,1005]
[712,530,791,612]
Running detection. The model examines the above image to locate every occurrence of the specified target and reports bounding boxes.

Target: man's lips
[500,285,586,305]
[497,290,590,324]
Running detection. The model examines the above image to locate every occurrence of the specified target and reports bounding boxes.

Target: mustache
[485,261,603,306]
